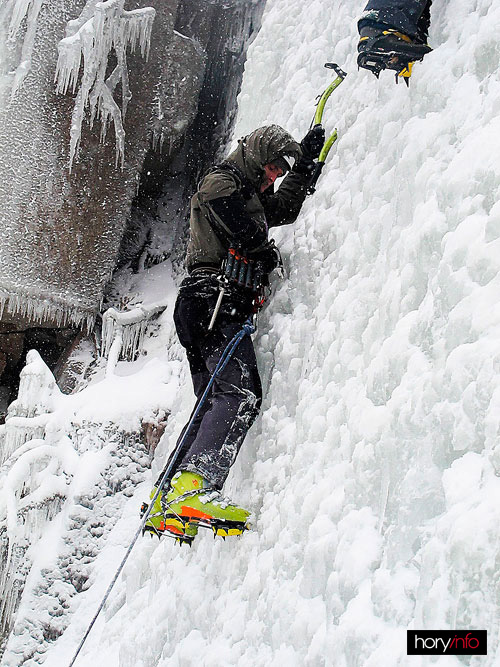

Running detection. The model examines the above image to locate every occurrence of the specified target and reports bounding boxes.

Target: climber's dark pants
[161,275,262,490]
[359,0,432,41]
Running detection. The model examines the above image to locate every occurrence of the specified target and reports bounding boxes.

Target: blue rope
[68,318,255,667]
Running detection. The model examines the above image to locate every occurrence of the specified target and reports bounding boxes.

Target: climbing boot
[164,471,251,538]
[357,26,432,82]
[142,486,198,546]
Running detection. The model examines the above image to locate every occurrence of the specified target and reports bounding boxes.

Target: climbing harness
[208,248,270,331]
[68,318,255,666]
[224,248,261,291]
[307,63,347,194]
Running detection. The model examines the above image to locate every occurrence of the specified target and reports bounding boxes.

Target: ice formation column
[0,350,58,466]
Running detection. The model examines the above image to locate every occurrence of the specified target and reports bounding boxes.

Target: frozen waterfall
[2,0,500,665]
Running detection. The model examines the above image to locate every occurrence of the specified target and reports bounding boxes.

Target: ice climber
[145,124,324,543]
[357,0,433,80]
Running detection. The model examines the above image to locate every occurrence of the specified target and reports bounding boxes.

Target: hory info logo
[407,631,487,655]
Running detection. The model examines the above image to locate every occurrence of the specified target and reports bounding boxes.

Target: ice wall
[34,0,499,666]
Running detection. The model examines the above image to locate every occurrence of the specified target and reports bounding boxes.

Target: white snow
[3,0,500,665]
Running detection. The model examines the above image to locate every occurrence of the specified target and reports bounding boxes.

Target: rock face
[0,0,263,394]
[0,0,204,334]
[0,0,207,396]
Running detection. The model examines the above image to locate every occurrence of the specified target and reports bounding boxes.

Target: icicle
[0,287,96,333]
[0,355,151,655]
[105,323,124,377]
[0,0,47,96]
[8,0,35,37]
[100,300,167,363]
[55,0,156,171]
[0,529,27,640]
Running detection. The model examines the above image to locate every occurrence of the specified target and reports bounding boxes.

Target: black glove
[293,156,316,177]
[300,124,325,160]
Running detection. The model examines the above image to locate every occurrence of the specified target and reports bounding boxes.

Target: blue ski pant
[160,276,262,490]
[359,0,432,41]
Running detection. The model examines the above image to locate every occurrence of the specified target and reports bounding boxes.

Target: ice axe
[307,63,347,194]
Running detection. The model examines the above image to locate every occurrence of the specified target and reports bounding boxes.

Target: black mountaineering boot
[357,26,432,82]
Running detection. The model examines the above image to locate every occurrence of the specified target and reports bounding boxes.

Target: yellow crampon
[398,61,414,84]
[211,522,250,538]
[383,29,412,43]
